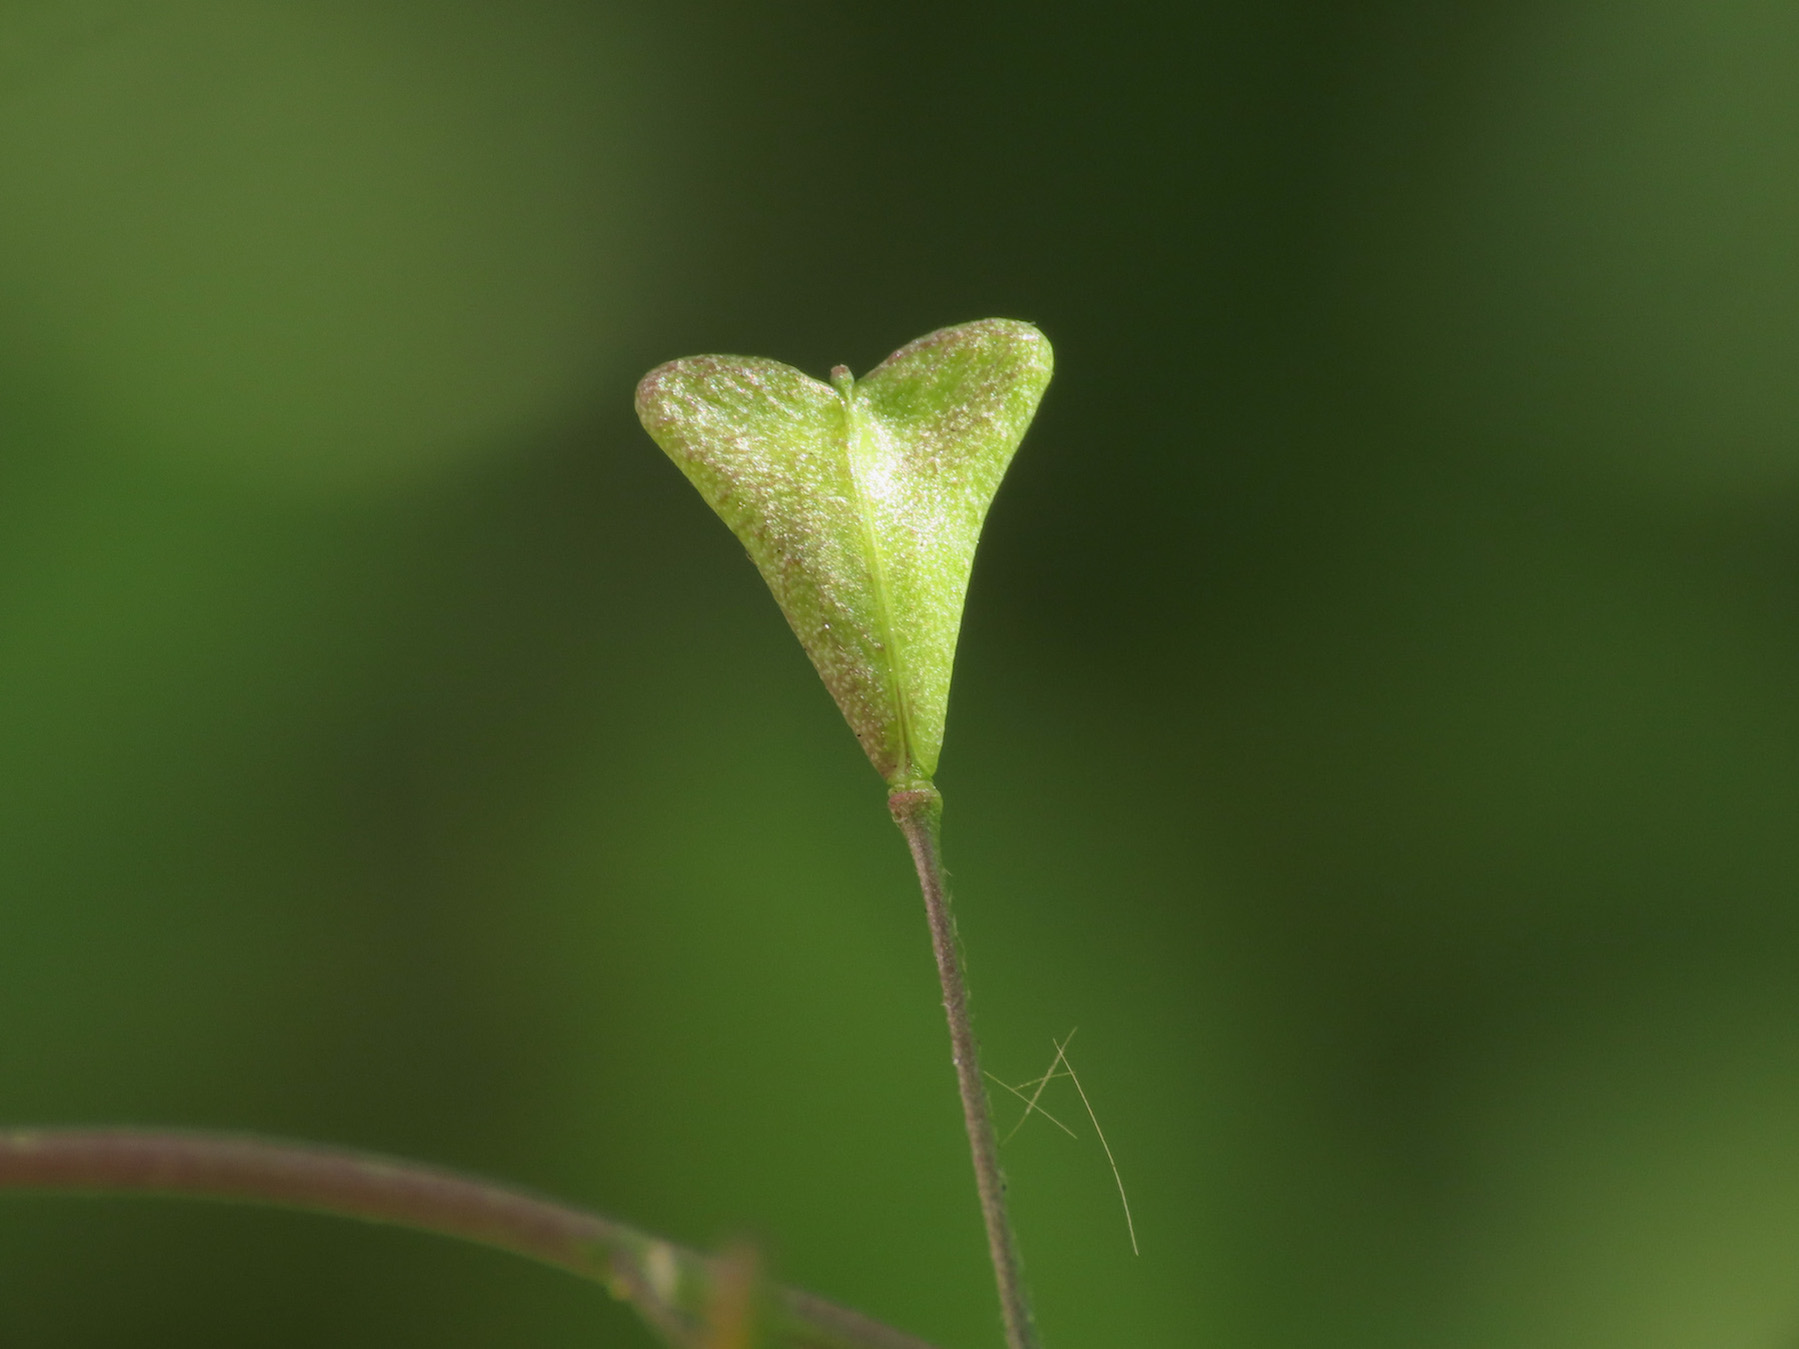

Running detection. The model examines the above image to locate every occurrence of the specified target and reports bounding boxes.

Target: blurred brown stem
[889,787,1038,1349]
[0,1128,939,1349]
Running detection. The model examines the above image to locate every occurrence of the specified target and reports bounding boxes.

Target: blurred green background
[4,1,1799,1345]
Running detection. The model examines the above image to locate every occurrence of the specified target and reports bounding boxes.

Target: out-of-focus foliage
[3,1,1799,1347]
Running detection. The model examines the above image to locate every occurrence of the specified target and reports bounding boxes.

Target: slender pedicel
[891,788,1037,1349]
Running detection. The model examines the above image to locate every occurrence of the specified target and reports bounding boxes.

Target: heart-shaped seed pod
[635,319,1053,789]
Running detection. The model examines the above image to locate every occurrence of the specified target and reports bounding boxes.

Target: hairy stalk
[0,1129,938,1349]
[888,788,1038,1349]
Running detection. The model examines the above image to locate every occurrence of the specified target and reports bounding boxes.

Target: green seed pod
[635,319,1053,790]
